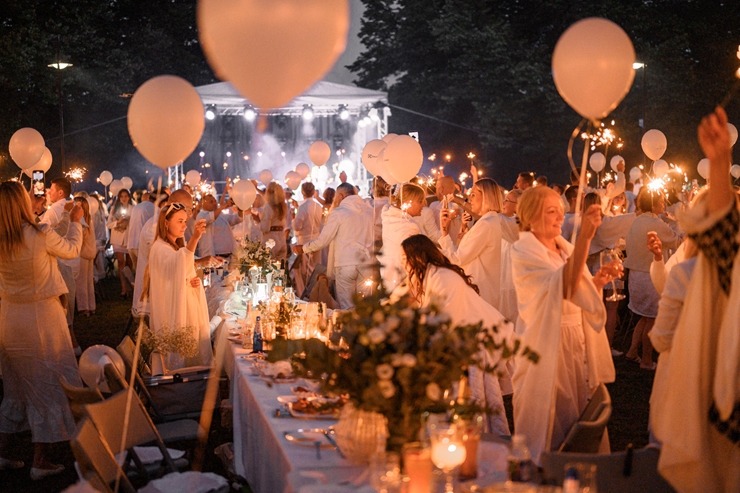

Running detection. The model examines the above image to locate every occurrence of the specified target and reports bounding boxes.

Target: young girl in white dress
[148,202,212,371]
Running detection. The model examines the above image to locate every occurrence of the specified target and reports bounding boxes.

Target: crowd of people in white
[0,107,737,490]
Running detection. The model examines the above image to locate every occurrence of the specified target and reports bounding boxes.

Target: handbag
[80,227,97,260]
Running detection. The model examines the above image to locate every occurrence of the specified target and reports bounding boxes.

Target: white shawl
[511,232,614,462]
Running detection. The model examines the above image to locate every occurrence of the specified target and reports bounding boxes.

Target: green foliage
[353,0,740,183]
[269,290,537,450]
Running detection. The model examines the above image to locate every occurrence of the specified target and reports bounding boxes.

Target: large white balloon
[295,162,311,179]
[589,152,606,172]
[9,127,45,170]
[79,345,126,393]
[652,159,670,178]
[99,170,113,186]
[231,179,257,210]
[641,129,668,161]
[197,0,349,109]
[258,169,273,186]
[610,155,624,172]
[381,133,398,144]
[23,147,53,177]
[377,150,399,186]
[185,169,201,187]
[120,176,133,190]
[728,123,738,147]
[731,164,740,179]
[361,139,388,176]
[552,18,635,121]
[109,179,124,197]
[285,171,302,190]
[308,141,331,166]
[629,167,642,183]
[127,75,205,169]
[382,135,424,183]
[697,158,710,179]
[86,196,100,216]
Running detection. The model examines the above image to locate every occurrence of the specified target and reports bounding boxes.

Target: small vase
[333,403,388,464]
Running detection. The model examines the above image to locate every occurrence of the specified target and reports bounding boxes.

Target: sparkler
[65,167,86,183]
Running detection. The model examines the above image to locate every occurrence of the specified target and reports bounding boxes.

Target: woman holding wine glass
[510,186,619,464]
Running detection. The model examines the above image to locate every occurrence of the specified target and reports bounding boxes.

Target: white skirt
[0,297,81,442]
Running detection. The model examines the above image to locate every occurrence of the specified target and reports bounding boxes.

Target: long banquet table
[213,285,510,493]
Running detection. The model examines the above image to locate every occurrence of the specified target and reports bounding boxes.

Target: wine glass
[429,423,466,493]
[600,249,625,301]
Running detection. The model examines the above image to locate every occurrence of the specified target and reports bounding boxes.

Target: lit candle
[404,445,433,493]
[431,438,466,470]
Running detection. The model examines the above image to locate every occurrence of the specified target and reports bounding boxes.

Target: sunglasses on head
[165,202,187,215]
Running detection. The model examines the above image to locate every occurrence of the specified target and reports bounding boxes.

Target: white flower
[426,313,451,326]
[400,353,417,368]
[358,334,370,346]
[385,316,401,330]
[265,239,276,249]
[372,310,385,324]
[376,363,394,380]
[390,354,404,367]
[399,308,414,320]
[378,380,396,398]
[426,382,442,401]
[367,328,387,345]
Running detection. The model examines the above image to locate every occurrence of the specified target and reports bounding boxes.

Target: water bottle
[507,434,533,482]
[252,316,263,353]
[563,466,580,493]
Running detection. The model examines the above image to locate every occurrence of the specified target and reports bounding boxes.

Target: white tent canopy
[196,80,388,116]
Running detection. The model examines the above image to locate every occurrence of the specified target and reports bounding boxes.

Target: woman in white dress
[380,183,426,292]
[260,182,288,261]
[148,203,212,371]
[439,178,518,310]
[511,186,617,464]
[106,188,135,298]
[401,234,514,436]
[73,194,97,316]
[0,181,83,479]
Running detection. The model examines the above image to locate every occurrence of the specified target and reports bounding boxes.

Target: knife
[323,430,346,459]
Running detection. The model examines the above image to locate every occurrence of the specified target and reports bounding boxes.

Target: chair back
[85,389,177,472]
[559,383,612,453]
[60,375,105,422]
[104,363,129,394]
[540,447,675,493]
[71,418,136,493]
[116,335,152,377]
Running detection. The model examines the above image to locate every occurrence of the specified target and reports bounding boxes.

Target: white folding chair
[71,418,136,493]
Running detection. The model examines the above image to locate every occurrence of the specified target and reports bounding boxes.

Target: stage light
[302,104,315,121]
[338,104,350,120]
[205,105,217,121]
[243,105,257,122]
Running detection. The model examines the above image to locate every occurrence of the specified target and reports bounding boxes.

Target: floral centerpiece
[256,298,301,339]
[268,290,538,453]
[234,236,276,279]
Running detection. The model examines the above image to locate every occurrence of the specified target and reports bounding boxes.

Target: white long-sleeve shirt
[293,198,323,244]
[439,211,518,310]
[303,195,373,277]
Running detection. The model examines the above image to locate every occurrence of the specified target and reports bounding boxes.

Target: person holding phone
[106,188,135,298]
[0,181,84,479]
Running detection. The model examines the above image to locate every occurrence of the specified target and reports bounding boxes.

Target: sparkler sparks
[64,167,86,183]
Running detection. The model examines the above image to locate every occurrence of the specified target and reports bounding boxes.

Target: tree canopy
[350,0,740,186]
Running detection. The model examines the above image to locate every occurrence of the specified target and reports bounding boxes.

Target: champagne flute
[600,248,625,301]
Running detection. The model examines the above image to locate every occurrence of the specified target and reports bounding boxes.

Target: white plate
[284,428,333,448]
[277,395,299,404]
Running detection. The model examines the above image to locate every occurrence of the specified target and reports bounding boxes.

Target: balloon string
[567,124,592,300]
[719,79,739,109]
[566,119,589,180]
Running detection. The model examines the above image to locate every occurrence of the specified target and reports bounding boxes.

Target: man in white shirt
[292,183,373,309]
[127,191,156,270]
[39,177,80,354]
[292,182,324,294]
[197,189,242,258]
